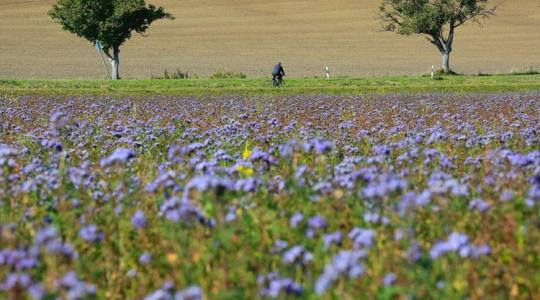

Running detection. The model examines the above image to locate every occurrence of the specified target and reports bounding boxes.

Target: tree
[49,0,173,80]
[378,0,496,73]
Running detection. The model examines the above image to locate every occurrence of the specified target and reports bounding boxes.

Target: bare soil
[0,0,539,79]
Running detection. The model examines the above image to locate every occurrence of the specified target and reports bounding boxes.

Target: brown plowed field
[0,0,539,79]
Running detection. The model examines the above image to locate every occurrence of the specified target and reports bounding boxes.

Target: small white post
[431,65,435,79]
[325,66,330,79]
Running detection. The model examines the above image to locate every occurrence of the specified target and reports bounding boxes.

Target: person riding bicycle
[272,62,285,84]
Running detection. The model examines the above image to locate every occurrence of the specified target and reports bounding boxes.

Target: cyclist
[272,62,285,85]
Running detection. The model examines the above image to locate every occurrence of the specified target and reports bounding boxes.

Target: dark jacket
[272,64,285,76]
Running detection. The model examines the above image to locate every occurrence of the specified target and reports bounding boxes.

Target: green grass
[1,74,539,96]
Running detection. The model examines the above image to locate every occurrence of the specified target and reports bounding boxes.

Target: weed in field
[210,72,247,79]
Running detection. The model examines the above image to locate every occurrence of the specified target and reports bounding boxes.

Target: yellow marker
[236,165,254,176]
[242,142,252,160]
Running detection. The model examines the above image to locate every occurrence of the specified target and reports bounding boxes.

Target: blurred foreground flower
[79,225,105,243]
[100,148,136,167]
[430,232,490,259]
[258,273,303,298]
[315,250,367,294]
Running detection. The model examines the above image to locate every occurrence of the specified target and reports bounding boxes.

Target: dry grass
[0,0,539,79]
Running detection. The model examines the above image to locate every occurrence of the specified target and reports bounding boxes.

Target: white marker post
[325,66,330,79]
[431,65,435,79]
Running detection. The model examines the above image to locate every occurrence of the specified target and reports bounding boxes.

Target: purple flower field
[1,93,540,299]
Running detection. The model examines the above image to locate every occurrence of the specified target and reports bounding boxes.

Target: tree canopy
[49,0,173,79]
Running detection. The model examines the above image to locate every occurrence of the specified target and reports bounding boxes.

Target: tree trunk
[109,47,120,80]
[442,52,450,74]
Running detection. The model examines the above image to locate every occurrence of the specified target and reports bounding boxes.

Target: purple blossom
[159,197,213,227]
[415,190,432,206]
[34,226,58,245]
[339,120,355,130]
[79,225,104,243]
[500,189,514,202]
[430,232,490,259]
[271,240,289,253]
[362,175,407,198]
[2,273,32,291]
[28,283,45,299]
[304,139,333,154]
[323,231,343,249]
[144,285,173,300]
[234,178,260,192]
[139,252,152,265]
[258,273,303,298]
[315,250,366,294]
[383,273,397,287]
[0,249,38,270]
[56,272,97,299]
[175,286,203,300]
[0,144,17,167]
[308,215,327,230]
[278,141,296,157]
[225,206,237,223]
[306,215,327,238]
[447,232,470,250]
[470,244,491,257]
[290,213,304,228]
[35,227,77,258]
[49,111,68,128]
[362,211,389,225]
[394,228,405,241]
[528,184,540,200]
[131,210,147,229]
[282,246,313,266]
[508,153,534,167]
[249,149,274,164]
[468,198,490,212]
[373,144,391,156]
[436,281,446,289]
[185,175,231,193]
[363,211,380,223]
[348,228,376,249]
[40,139,63,151]
[427,128,447,144]
[407,241,422,262]
[100,148,136,167]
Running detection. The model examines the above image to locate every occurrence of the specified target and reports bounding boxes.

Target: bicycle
[271,76,285,87]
